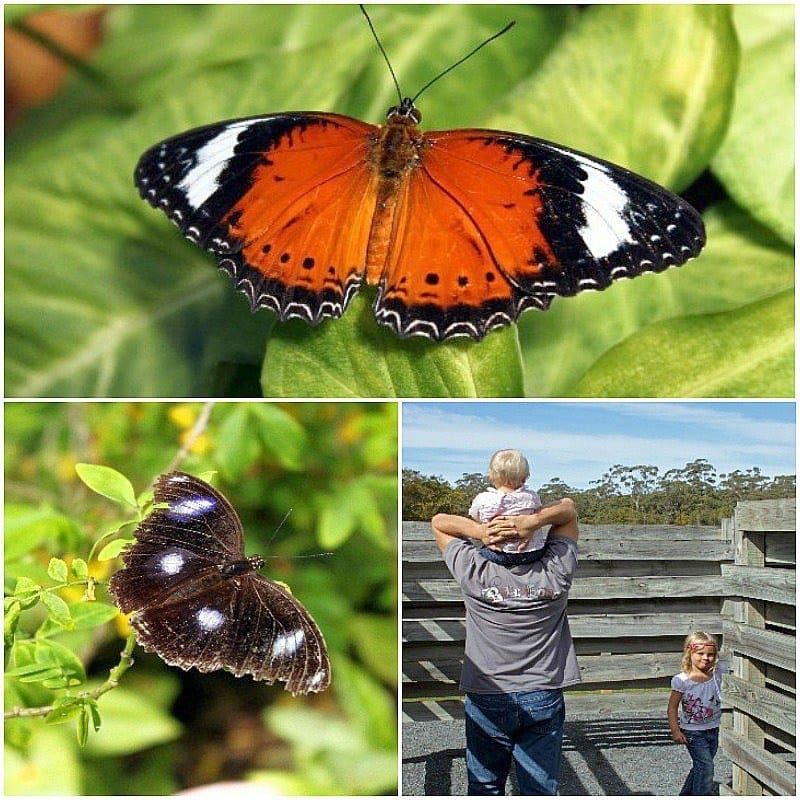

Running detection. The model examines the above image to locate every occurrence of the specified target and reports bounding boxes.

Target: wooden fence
[403,518,735,722]
[720,499,796,797]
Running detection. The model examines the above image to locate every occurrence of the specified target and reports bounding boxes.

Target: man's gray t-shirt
[444,535,581,693]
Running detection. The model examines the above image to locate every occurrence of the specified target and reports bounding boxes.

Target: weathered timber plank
[734,499,796,533]
[402,690,672,723]
[723,673,796,736]
[404,575,726,603]
[764,532,797,566]
[402,652,678,686]
[722,564,796,606]
[403,521,724,541]
[723,620,796,672]
[403,612,724,644]
[721,729,796,796]
[403,539,733,562]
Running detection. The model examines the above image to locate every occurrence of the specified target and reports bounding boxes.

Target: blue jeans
[679,727,719,795]
[478,546,545,566]
[465,689,565,795]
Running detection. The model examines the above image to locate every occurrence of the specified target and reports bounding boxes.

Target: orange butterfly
[135,9,704,342]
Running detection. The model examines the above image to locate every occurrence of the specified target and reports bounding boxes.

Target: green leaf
[13,576,41,604]
[317,501,356,550]
[214,404,261,481]
[712,5,793,244]
[45,696,84,726]
[36,600,119,638]
[520,203,794,396]
[35,638,87,685]
[251,404,309,470]
[574,289,793,397]
[4,504,84,561]
[263,294,524,397]
[97,537,132,561]
[70,557,89,580]
[47,557,69,583]
[75,463,138,507]
[40,592,74,629]
[492,5,737,189]
[4,598,22,648]
[77,705,90,746]
[81,685,182,756]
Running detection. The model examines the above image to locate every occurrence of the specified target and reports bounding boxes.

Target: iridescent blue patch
[167,494,217,519]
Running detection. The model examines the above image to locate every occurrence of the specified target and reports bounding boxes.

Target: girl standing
[667,631,728,795]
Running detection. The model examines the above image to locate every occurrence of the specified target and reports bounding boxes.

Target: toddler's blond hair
[488,449,530,490]
[680,631,719,673]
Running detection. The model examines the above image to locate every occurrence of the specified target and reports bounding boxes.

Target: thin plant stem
[4,633,137,720]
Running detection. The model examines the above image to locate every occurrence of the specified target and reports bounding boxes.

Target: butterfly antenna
[411,19,515,104]
[264,509,333,558]
[360,4,403,104]
[265,508,293,548]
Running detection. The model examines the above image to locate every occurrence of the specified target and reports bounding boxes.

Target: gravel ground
[402,715,732,796]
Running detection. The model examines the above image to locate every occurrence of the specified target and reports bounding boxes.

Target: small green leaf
[75,463,137,508]
[262,294,523,398]
[13,577,41,607]
[35,639,87,686]
[47,558,69,583]
[251,403,308,470]
[97,538,132,561]
[77,706,90,747]
[70,558,89,580]
[41,592,73,629]
[4,598,22,648]
[81,686,182,756]
[317,501,357,549]
[86,698,102,732]
[45,697,83,726]
[37,600,121,638]
[213,404,260,481]
[14,665,64,684]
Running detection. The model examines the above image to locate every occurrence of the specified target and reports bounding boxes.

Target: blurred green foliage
[4,4,793,397]
[4,401,398,795]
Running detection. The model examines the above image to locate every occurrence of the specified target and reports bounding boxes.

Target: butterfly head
[387,97,422,125]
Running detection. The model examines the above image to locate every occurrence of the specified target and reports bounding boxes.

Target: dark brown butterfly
[108,471,330,695]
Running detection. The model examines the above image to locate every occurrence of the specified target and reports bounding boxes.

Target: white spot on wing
[550,147,635,259]
[177,125,244,208]
[196,607,225,632]
[169,495,216,518]
[272,629,305,658]
[159,551,185,575]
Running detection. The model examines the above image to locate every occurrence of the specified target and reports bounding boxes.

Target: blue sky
[402,402,796,488]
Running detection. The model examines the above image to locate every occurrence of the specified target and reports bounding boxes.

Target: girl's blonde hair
[488,449,530,489]
[680,631,719,673]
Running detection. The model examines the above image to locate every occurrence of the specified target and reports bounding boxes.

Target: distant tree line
[403,458,795,525]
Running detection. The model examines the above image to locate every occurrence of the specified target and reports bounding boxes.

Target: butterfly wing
[121,572,330,695]
[108,471,244,613]
[375,128,705,341]
[135,113,379,323]
[108,471,330,694]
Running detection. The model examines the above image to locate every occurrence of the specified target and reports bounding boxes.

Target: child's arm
[667,690,687,744]
[488,498,579,544]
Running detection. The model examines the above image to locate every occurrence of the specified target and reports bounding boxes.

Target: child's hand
[671,728,687,744]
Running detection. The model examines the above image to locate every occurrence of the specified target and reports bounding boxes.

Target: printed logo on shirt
[480,578,558,605]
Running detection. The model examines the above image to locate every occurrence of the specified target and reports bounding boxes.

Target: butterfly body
[108,472,330,695]
[136,98,704,341]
